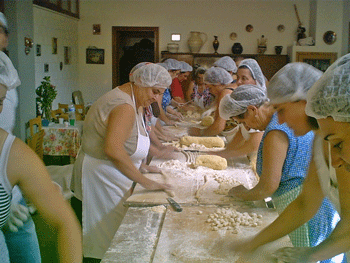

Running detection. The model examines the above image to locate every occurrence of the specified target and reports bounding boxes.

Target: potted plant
[36,76,57,126]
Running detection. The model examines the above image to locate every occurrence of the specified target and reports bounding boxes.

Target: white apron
[82,92,150,258]
[313,135,341,213]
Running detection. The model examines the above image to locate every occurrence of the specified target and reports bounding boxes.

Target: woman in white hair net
[170,60,193,105]
[237,58,267,91]
[185,67,214,109]
[214,56,237,82]
[188,66,235,136]
[0,50,83,262]
[218,84,329,258]
[231,63,346,263]
[70,63,173,260]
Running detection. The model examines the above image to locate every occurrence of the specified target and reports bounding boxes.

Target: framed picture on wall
[296,52,337,72]
[86,48,104,64]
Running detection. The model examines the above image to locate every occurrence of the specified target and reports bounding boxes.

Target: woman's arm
[104,104,170,190]
[236,158,324,254]
[215,130,263,159]
[228,130,288,200]
[305,164,350,261]
[188,90,231,136]
[7,138,82,263]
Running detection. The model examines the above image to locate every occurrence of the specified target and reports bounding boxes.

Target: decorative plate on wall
[277,24,285,32]
[245,24,253,32]
[323,31,337,45]
[230,32,237,40]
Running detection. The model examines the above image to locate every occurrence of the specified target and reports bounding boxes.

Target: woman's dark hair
[307,116,319,130]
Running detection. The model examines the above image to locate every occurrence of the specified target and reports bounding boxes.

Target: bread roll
[195,155,227,170]
[201,116,214,127]
[180,136,225,148]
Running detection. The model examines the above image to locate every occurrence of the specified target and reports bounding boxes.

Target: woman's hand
[228,185,249,199]
[272,247,316,263]
[141,178,172,191]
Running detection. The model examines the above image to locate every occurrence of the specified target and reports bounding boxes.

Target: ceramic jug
[188,31,207,53]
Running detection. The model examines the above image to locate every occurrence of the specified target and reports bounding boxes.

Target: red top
[170,78,185,99]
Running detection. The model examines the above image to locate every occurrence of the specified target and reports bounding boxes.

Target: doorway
[112,26,159,88]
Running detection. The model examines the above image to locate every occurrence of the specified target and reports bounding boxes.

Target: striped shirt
[0,133,14,228]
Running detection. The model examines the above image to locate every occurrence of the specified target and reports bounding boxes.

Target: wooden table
[101,121,292,262]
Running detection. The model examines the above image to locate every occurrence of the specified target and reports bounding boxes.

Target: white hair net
[0,51,21,90]
[129,62,152,82]
[238,59,266,91]
[204,66,233,85]
[156,62,169,70]
[214,56,237,73]
[132,63,172,89]
[179,61,193,73]
[0,12,8,29]
[306,53,350,122]
[267,62,322,104]
[163,58,181,70]
[219,84,268,120]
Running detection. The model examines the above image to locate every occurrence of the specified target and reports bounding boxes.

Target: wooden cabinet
[161,52,289,80]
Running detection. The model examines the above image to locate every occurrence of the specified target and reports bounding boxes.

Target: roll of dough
[201,116,214,127]
[195,155,227,170]
[180,136,225,148]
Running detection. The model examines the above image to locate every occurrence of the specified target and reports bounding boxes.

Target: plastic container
[68,105,76,126]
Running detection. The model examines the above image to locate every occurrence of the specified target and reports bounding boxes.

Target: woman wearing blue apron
[71,64,172,261]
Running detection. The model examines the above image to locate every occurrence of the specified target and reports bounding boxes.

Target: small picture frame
[86,48,104,64]
[64,46,71,64]
[52,37,58,54]
[93,24,101,35]
[36,44,41,56]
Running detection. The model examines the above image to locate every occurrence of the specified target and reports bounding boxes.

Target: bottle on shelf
[68,104,76,126]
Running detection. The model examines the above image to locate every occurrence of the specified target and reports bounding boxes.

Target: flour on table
[149,205,166,213]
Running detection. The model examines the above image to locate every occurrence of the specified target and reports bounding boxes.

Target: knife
[167,197,183,212]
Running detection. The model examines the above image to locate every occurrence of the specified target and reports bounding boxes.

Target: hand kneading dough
[201,116,214,127]
[180,136,225,148]
[195,155,227,170]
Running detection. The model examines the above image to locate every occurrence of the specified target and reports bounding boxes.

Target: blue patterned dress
[161,88,172,112]
[256,113,345,263]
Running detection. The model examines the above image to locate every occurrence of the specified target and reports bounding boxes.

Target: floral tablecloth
[43,122,83,158]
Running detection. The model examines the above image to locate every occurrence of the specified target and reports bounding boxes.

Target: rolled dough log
[201,116,214,127]
[195,155,227,170]
[180,136,225,148]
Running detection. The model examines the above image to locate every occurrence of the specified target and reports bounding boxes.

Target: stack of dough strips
[181,150,200,164]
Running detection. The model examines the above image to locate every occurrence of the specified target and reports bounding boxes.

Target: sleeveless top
[313,135,341,213]
[257,113,314,197]
[0,132,14,228]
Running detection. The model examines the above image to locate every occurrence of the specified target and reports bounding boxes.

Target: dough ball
[201,116,214,127]
[180,136,225,148]
[195,155,227,170]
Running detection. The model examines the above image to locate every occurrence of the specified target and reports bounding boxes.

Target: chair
[72,90,84,106]
[26,116,44,159]
[51,108,69,121]
[58,103,69,113]
[26,115,74,200]
[74,104,85,120]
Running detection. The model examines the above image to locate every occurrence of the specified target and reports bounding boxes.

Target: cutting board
[153,205,292,262]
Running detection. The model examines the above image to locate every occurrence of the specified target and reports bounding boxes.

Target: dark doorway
[112,26,159,88]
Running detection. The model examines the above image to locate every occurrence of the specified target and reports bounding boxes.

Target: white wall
[78,0,312,103]
[34,6,79,109]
